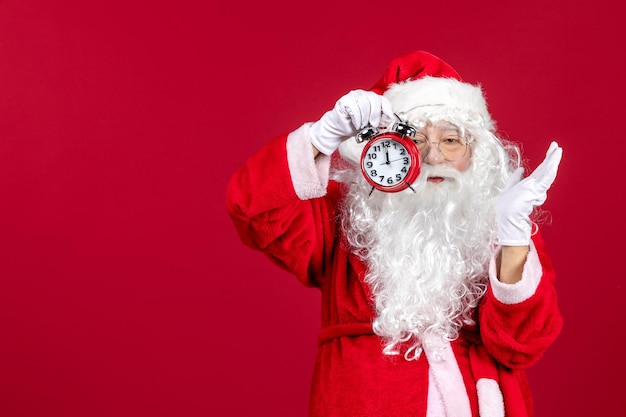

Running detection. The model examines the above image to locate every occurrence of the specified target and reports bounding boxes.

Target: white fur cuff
[488,241,542,304]
[286,123,331,200]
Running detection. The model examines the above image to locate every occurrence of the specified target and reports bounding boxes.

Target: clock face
[360,133,420,192]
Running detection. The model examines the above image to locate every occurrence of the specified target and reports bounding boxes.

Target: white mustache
[418,164,463,181]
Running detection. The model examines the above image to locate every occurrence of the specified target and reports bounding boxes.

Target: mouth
[427,176,445,183]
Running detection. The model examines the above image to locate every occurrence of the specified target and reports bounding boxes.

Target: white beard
[340,162,502,360]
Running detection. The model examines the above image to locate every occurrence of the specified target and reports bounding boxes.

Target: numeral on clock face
[362,141,412,187]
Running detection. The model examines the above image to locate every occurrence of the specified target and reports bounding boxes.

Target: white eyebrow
[414,123,462,136]
[436,123,461,133]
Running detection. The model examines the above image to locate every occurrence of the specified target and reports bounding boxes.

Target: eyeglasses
[412,134,470,162]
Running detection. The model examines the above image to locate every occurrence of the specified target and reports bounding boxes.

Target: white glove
[309,90,394,155]
[496,141,563,246]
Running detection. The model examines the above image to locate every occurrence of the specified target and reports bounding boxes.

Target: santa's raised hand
[496,141,563,247]
[310,90,394,156]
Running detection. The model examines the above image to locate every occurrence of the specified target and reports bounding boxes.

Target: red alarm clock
[357,121,421,193]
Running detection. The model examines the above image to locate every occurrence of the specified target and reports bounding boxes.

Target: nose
[422,142,444,165]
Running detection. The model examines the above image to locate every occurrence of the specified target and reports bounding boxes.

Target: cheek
[452,154,471,172]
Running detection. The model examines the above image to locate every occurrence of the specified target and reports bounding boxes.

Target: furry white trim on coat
[476,378,505,417]
[286,123,331,200]
[424,333,472,417]
[488,240,542,304]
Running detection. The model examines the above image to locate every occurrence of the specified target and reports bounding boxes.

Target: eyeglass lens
[413,135,468,161]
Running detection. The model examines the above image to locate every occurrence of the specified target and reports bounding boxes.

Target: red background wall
[1,0,624,416]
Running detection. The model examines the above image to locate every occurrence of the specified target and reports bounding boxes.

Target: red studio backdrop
[0,1,624,416]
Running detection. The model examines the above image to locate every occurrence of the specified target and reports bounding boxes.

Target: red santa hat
[375,51,495,132]
[369,50,462,94]
[338,51,495,165]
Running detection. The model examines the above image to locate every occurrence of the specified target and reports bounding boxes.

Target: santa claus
[227,51,562,417]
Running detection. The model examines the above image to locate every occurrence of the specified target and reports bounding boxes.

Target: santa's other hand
[496,141,563,246]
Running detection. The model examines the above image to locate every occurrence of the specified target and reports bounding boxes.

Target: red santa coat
[226,124,563,417]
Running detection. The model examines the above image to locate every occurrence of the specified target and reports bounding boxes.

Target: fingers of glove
[336,90,368,130]
[379,95,395,127]
[503,167,524,192]
[498,168,537,219]
[337,90,390,130]
[497,187,536,218]
[503,175,548,209]
[364,93,388,128]
[523,142,562,200]
[365,94,395,128]
[531,141,562,190]
[497,144,561,242]
[502,142,562,208]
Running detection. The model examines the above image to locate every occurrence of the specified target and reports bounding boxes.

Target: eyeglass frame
[412,135,472,162]
[387,118,473,162]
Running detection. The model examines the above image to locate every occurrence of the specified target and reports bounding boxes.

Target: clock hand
[384,144,390,164]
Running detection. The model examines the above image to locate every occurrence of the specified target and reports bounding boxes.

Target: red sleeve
[478,232,563,370]
[225,132,340,288]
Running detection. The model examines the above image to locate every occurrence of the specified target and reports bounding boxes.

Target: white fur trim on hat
[385,76,494,132]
